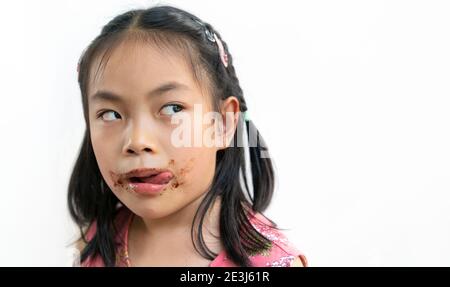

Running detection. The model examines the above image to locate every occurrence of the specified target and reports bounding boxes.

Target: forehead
[88,40,205,100]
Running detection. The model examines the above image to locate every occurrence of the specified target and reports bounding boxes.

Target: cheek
[91,134,108,164]
[173,148,217,191]
[90,130,118,182]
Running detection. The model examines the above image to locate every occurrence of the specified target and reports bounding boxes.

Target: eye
[97,110,121,122]
[160,104,184,116]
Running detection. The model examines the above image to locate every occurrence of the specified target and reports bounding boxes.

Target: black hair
[68,4,277,267]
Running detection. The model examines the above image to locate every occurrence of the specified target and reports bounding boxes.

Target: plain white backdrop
[0,0,449,266]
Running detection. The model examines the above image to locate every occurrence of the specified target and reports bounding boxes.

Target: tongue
[140,171,173,185]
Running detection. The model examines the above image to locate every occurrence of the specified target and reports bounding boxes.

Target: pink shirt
[82,207,307,267]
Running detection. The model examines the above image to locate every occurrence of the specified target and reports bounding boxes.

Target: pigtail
[246,119,275,212]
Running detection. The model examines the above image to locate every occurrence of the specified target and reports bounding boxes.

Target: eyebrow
[89,81,190,103]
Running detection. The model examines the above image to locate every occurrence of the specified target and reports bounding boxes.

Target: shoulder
[247,212,308,267]
[291,255,307,267]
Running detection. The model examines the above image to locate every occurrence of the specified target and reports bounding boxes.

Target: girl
[69,5,307,267]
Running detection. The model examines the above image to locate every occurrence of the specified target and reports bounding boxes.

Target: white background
[0,0,449,266]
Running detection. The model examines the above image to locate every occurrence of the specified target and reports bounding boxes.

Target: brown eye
[160,104,184,116]
[98,110,121,122]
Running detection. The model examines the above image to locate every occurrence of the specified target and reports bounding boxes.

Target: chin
[127,202,177,219]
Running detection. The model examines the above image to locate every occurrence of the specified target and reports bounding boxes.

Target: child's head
[69,5,275,267]
[85,27,234,221]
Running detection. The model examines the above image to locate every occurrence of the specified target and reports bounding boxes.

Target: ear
[218,96,240,150]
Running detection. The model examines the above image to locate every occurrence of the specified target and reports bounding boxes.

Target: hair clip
[244,111,250,122]
[204,27,216,42]
[213,33,229,68]
[193,19,228,68]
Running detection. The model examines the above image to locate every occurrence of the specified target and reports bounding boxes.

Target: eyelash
[96,103,185,121]
[96,110,121,121]
[160,103,185,115]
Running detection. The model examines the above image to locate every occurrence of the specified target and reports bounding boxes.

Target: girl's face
[87,40,230,219]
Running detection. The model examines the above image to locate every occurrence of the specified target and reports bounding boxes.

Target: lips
[129,171,173,185]
[121,168,174,195]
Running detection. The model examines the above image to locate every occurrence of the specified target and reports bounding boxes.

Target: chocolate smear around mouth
[109,171,137,193]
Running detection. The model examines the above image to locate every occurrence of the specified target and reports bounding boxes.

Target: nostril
[125,147,152,154]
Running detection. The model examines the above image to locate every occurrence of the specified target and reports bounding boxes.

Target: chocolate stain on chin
[109,170,137,193]
[109,171,122,187]
[167,158,194,191]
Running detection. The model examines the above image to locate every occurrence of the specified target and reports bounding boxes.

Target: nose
[122,120,156,155]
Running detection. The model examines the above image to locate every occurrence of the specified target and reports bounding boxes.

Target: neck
[137,193,222,238]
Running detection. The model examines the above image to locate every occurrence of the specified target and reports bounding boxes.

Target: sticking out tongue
[131,171,173,185]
